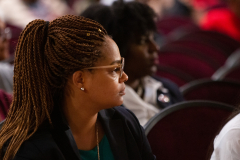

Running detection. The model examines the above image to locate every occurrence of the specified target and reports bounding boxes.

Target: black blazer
[10,106,155,160]
[153,76,184,109]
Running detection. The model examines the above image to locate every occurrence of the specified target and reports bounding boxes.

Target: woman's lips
[154,59,159,65]
[150,58,159,66]
[119,88,125,96]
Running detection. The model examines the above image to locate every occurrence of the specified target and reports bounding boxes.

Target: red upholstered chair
[158,50,218,79]
[156,65,195,87]
[177,30,240,57]
[212,63,240,81]
[144,100,234,160]
[157,30,240,81]
[167,40,228,66]
[224,49,240,67]
[180,79,240,106]
[212,50,240,81]
[0,89,12,121]
[156,16,198,37]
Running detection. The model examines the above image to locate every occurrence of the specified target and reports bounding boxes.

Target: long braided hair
[0,15,107,160]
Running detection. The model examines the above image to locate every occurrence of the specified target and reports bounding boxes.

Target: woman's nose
[120,71,128,83]
[149,39,160,53]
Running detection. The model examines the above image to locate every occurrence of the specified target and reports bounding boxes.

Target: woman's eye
[113,67,121,72]
[139,38,150,45]
[140,38,147,44]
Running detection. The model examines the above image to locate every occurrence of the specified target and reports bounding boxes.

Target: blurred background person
[200,0,240,42]
[0,10,13,122]
[0,0,73,29]
[134,0,197,44]
[81,1,184,126]
[69,0,100,16]
[0,10,14,94]
[137,0,175,18]
[100,0,133,5]
[176,0,222,24]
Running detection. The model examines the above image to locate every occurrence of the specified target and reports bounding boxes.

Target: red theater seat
[144,100,234,160]
[180,79,240,106]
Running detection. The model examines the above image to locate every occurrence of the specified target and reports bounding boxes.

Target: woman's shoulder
[101,106,143,132]
[211,114,240,159]
[13,130,65,160]
[215,113,240,144]
[151,75,179,89]
[110,106,140,122]
[102,106,140,122]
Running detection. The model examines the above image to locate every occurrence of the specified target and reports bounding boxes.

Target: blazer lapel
[99,109,129,160]
[52,129,81,160]
[51,107,130,160]
[51,108,81,160]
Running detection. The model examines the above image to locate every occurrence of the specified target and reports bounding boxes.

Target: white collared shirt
[211,113,240,160]
[123,76,167,126]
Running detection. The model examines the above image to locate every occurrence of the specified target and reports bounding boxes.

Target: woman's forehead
[141,31,155,37]
[98,36,121,63]
[131,31,154,41]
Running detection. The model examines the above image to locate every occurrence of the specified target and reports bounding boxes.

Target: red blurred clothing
[200,7,240,42]
[0,89,12,121]
[192,0,220,10]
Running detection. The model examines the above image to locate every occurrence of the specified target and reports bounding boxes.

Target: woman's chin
[104,99,123,109]
[151,65,157,73]
[115,98,124,106]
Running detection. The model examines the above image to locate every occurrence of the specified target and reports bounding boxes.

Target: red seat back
[0,90,12,121]
[180,79,240,106]
[156,65,194,87]
[145,100,234,160]
[158,51,218,79]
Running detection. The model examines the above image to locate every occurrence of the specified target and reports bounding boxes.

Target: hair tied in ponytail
[43,21,49,45]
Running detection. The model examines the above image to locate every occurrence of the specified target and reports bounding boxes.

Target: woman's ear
[72,71,85,89]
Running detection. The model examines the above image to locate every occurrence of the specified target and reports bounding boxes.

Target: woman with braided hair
[0,15,155,160]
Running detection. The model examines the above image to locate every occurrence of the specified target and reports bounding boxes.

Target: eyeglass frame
[83,57,125,78]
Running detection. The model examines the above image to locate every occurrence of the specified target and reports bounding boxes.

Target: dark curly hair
[81,1,156,57]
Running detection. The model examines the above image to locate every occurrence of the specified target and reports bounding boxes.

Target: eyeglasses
[0,27,12,41]
[84,57,125,78]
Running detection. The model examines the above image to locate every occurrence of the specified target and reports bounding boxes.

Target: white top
[211,113,240,160]
[0,62,13,93]
[123,76,167,126]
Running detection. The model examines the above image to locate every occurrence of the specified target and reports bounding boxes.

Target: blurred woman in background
[0,11,13,94]
[81,1,184,126]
